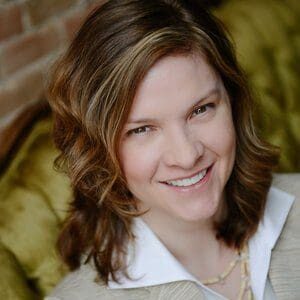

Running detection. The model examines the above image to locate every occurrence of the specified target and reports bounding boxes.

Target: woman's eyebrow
[187,87,221,114]
[127,87,221,125]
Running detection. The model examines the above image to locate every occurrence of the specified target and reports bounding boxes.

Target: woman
[46,0,298,299]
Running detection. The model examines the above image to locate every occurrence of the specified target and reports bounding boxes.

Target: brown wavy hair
[47,0,279,284]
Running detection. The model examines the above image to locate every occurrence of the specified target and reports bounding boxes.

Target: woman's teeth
[166,169,207,187]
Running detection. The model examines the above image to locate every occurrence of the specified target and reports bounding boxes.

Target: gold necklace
[202,244,253,300]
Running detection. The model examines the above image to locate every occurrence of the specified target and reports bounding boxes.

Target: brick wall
[0,0,103,124]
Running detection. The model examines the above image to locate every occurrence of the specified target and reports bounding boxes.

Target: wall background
[0,0,102,124]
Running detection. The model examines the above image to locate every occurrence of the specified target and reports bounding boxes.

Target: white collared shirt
[108,187,295,300]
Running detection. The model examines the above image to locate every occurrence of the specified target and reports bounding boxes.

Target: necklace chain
[202,244,253,300]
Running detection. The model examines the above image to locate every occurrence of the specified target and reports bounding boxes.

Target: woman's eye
[127,126,151,136]
[191,103,215,117]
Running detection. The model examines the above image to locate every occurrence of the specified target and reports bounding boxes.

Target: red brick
[63,1,106,41]
[87,0,107,11]
[25,0,75,26]
[0,24,62,76]
[0,67,45,118]
[0,4,24,42]
[63,9,88,41]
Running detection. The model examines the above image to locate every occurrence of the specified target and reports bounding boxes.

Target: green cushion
[214,0,300,171]
[0,118,70,298]
[0,242,39,300]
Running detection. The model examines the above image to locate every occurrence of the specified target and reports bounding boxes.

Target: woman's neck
[141,211,227,271]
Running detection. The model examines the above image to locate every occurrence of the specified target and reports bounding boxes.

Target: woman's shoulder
[272,173,300,203]
[45,262,204,300]
[45,263,150,300]
[269,174,300,300]
[45,263,109,300]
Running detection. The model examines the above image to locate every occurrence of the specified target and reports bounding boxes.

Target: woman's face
[118,54,236,225]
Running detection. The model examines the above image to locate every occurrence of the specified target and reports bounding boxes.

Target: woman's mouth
[165,168,207,187]
[161,164,213,189]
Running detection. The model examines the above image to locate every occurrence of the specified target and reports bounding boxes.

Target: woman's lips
[163,166,209,182]
[161,164,213,193]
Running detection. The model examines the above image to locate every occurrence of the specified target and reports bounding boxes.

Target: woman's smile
[163,165,209,185]
[160,164,213,192]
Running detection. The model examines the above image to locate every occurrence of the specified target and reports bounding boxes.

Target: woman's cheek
[212,109,236,151]
[120,139,160,184]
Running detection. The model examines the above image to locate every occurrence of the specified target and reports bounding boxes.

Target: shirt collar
[108,186,295,296]
[108,216,198,288]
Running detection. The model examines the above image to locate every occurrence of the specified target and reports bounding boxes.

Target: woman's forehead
[126,54,224,121]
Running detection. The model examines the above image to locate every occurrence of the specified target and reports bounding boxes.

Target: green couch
[0,116,69,299]
[0,1,299,299]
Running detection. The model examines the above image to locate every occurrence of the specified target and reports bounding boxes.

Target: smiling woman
[45,1,299,300]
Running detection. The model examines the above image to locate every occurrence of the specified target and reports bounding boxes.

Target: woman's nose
[163,128,204,169]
